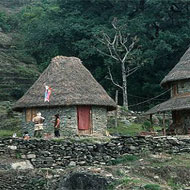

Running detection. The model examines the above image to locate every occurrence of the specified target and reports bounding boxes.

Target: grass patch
[108,119,163,136]
[168,179,184,190]
[108,122,143,136]
[148,153,190,168]
[111,154,139,165]
[108,176,142,190]
[0,129,22,138]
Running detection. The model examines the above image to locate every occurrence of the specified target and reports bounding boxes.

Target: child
[23,131,30,141]
[54,114,60,137]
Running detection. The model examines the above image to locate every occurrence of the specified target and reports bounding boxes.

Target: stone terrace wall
[1,136,190,169]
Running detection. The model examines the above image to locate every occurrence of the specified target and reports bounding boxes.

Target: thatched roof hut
[161,47,190,87]
[146,96,190,115]
[13,56,116,111]
[146,46,190,114]
[14,56,116,136]
[146,46,190,135]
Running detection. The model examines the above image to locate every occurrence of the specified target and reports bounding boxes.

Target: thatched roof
[145,96,190,114]
[13,56,116,111]
[161,47,190,86]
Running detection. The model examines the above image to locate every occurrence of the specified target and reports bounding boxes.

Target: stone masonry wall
[92,107,107,135]
[22,106,108,137]
[1,136,190,169]
[177,81,190,94]
[22,106,78,137]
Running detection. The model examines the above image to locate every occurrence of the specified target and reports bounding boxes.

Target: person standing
[54,114,60,137]
[32,112,45,138]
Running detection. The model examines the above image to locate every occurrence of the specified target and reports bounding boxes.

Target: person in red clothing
[54,114,60,137]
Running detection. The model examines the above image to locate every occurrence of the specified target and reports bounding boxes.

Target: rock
[129,145,137,151]
[184,187,190,190]
[68,161,76,167]
[78,161,86,166]
[11,160,34,170]
[27,154,36,159]
[58,172,109,190]
[0,32,12,48]
[167,137,180,145]
[121,119,131,125]
[21,154,26,159]
[106,143,115,147]
[7,145,17,150]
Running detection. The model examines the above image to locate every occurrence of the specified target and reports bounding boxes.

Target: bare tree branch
[126,66,141,77]
[112,17,118,30]
[95,47,118,61]
[103,33,111,44]
[107,44,119,61]
[111,33,118,46]
[107,67,123,89]
[127,65,140,73]
[96,36,107,45]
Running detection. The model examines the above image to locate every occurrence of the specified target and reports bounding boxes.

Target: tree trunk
[122,62,128,109]
[115,90,118,129]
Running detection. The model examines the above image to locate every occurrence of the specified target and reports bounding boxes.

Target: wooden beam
[163,112,166,136]
[150,114,153,125]
[150,114,154,132]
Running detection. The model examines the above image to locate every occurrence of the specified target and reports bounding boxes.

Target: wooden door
[26,108,37,122]
[77,106,91,134]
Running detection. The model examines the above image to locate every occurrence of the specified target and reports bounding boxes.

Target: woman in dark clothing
[54,114,60,137]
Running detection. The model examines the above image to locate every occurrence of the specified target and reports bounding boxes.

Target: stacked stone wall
[1,136,190,169]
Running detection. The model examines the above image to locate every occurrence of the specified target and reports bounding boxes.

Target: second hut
[146,47,190,135]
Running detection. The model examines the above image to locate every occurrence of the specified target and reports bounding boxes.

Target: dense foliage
[7,0,190,110]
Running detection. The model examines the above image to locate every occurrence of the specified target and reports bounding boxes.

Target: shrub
[111,154,138,165]
[143,184,161,190]
[142,121,152,132]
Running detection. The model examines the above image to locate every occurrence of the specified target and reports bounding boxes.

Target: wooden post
[115,90,118,131]
[163,112,166,136]
[150,114,153,132]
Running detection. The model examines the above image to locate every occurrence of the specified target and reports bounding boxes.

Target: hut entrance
[77,106,92,135]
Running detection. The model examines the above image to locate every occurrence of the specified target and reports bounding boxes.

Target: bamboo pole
[163,112,166,136]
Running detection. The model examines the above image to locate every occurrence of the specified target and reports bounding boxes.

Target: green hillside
[0,0,39,101]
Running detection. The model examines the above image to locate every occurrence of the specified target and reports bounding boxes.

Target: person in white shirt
[32,112,45,138]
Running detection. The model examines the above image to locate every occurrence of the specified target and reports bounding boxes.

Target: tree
[96,18,142,109]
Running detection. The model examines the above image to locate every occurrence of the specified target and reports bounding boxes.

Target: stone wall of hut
[92,107,107,135]
[22,106,107,136]
[172,110,190,134]
[177,81,190,94]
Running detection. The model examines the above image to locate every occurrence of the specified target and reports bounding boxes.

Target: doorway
[77,106,92,135]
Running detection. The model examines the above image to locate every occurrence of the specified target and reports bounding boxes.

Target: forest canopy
[6,0,190,110]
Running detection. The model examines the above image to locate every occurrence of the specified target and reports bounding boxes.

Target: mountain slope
[0,0,39,101]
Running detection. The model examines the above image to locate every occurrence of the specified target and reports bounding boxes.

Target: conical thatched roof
[161,47,190,86]
[145,96,190,114]
[13,56,116,111]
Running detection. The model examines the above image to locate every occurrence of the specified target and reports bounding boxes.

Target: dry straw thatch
[146,46,190,114]
[13,56,116,111]
[161,47,190,86]
[146,96,190,114]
